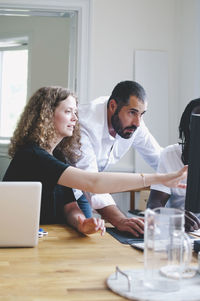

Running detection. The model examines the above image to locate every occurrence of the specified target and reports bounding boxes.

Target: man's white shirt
[75,96,162,209]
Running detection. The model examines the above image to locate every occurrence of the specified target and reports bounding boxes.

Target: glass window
[0,44,28,139]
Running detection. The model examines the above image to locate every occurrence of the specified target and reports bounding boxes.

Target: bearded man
[75,80,162,236]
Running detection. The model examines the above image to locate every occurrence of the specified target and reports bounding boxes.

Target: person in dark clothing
[147,98,200,232]
[3,86,187,237]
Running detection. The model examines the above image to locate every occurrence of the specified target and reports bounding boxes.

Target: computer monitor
[185,113,200,212]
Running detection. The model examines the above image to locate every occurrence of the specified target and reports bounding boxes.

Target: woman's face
[54,95,78,139]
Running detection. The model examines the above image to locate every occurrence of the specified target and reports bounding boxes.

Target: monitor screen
[185,114,200,212]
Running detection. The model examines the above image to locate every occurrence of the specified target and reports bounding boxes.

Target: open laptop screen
[0,182,41,247]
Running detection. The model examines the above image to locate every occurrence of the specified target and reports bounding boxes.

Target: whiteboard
[134,50,169,172]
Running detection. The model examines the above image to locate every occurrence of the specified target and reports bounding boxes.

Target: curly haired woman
[3,86,187,236]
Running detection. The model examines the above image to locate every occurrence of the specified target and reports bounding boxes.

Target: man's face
[111,95,147,139]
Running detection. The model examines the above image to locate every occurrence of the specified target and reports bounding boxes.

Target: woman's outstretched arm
[58,165,187,194]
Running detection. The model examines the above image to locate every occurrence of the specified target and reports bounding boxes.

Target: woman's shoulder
[15,143,48,160]
[16,144,70,168]
[16,143,40,153]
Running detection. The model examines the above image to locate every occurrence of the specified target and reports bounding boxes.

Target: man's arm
[64,202,105,235]
[147,190,200,232]
[132,120,162,170]
[147,189,170,208]
[76,130,142,234]
[76,131,116,208]
[97,205,144,237]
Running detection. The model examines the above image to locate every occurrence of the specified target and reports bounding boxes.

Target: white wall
[89,0,176,99]
[88,0,177,172]
[134,50,169,173]
[88,0,200,172]
[176,0,200,122]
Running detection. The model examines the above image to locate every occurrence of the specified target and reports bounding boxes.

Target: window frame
[0,0,91,158]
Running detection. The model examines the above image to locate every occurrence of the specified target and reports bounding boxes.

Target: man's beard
[111,111,137,139]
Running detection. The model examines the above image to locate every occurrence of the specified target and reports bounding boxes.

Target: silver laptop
[0,182,42,247]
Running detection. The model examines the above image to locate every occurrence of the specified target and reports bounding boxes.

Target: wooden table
[0,224,144,301]
[0,225,198,301]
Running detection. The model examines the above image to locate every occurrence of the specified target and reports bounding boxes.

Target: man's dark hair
[107,80,146,111]
[179,98,200,164]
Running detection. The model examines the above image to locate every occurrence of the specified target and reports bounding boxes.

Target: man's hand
[77,216,105,236]
[116,217,144,237]
[185,210,200,232]
[97,205,144,237]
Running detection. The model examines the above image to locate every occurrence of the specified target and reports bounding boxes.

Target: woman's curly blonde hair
[8,86,82,164]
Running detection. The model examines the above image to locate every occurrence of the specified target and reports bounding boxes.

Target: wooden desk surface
[0,224,144,301]
[0,225,198,301]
